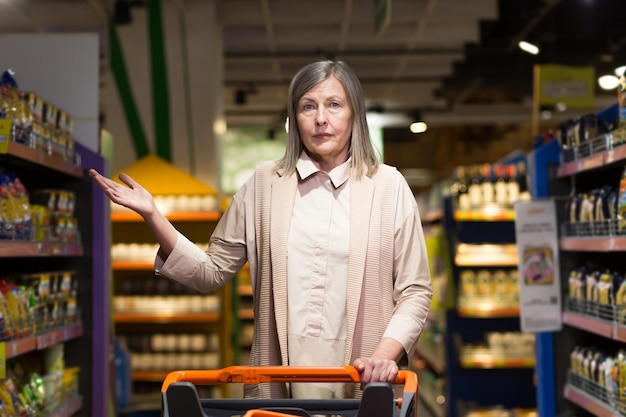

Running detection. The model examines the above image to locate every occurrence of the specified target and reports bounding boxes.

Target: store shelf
[239,309,255,320]
[563,384,618,417]
[455,243,518,266]
[557,134,626,178]
[112,260,154,271]
[4,335,37,358]
[1,323,84,359]
[114,312,220,323]
[560,236,626,252]
[111,210,220,222]
[0,242,83,257]
[457,302,519,318]
[238,285,253,296]
[454,208,516,222]
[562,311,614,339]
[459,355,535,369]
[0,140,83,178]
[558,153,605,177]
[132,371,169,382]
[36,323,84,350]
[562,309,626,342]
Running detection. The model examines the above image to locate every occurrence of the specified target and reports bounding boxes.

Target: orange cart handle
[161,366,417,395]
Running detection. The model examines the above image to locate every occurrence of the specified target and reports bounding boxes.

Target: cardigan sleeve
[154,178,252,293]
[382,171,433,354]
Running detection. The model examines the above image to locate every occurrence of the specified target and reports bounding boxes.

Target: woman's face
[296,75,353,172]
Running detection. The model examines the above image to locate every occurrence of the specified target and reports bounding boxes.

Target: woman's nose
[315,109,327,125]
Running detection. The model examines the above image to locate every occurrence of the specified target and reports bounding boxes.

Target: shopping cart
[161,366,418,417]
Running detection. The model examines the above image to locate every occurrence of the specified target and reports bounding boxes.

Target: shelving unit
[531,104,626,417]
[421,161,537,417]
[111,206,233,406]
[0,140,109,416]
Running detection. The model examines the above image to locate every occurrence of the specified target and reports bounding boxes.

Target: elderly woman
[89,60,432,400]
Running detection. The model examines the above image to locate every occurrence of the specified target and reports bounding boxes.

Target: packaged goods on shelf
[450,161,530,212]
[0,69,76,163]
[29,188,79,243]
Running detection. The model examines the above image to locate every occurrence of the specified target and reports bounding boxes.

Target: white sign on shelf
[515,199,562,332]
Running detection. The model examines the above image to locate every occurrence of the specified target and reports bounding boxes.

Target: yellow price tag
[0,119,11,154]
[0,342,5,379]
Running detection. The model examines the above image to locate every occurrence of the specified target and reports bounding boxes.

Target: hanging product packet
[618,165,626,234]
[0,70,32,146]
[618,69,626,128]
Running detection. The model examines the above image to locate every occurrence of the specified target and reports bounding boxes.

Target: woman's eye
[302,103,314,111]
[330,102,340,108]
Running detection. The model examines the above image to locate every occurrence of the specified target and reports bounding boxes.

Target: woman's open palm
[88,169,156,218]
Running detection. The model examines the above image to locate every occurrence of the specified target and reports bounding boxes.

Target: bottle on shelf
[494,164,508,206]
[506,164,520,205]
[468,165,483,208]
[481,163,495,205]
[517,161,531,202]
[452,166,470,210]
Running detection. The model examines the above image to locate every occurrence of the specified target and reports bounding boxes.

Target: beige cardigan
[157,160,432,399]
[247,161,428,398]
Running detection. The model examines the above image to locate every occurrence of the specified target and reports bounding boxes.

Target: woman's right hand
[88,169,157,218]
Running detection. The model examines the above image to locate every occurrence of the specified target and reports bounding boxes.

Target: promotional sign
[536,64,595,108]
[515,199,562,332]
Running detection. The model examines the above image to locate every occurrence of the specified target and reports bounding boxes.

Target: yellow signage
[536,64,595,108]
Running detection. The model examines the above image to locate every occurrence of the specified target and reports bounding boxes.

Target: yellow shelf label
[0,342,5,379]
[0,119,11,154]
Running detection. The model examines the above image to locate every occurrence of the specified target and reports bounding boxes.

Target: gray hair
[274,60,380,178]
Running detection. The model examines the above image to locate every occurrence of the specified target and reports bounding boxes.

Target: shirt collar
[296,151,351,188]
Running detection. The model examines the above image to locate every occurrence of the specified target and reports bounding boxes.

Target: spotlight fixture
[410,122,428,134]
[598,74,620,90]
[518,41,539,55]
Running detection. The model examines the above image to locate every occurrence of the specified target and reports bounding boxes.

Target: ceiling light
[410,122,428,134]
[518,41,539,55]
[598,74,620,90]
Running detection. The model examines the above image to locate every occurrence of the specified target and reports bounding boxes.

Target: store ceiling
[0,0,624,133]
